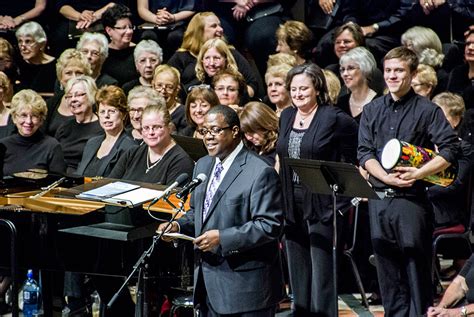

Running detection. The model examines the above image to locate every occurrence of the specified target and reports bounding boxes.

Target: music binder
[76,181,163,207]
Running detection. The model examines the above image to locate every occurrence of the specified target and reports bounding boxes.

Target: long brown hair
[239,102,278,155]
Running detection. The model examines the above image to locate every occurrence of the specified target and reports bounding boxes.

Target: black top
[343,0,414,35]
[102,46,137,87]
[335,92,380,124]
[0,116,16,140]
[459,254,474,303]
[358,90,461,189]
[55,119,103,173]
[45,91,73,136]
[147,0,195,13]
[17,59,56,94]
[83,155,107,177]
[446,63,474,110]
[108,143,195,185]
[0,131,66,175]
[171,104,187,135]
[276,104,359,222]
[122,78,141,96]
[0,0,36,16]
[55,0,123,11]
[168,48,260,97]
[96,73,119,88]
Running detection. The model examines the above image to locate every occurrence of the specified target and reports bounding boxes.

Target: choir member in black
[358,47,461,316]
[193,38,257,99]
[152,64,187,134]
[76,85,137,177]
[427,253,474,316]
[181,85,219,137]
[15,22,56,95]
[109,103,194,183]
[0,89,66,175]
[137,0,196,60]
[239,101,278,166]
[276,63,358,316]
[447,29,474,110]
[336,47,379,123]
[45,49,92,136]
[0,72,15,139]
[55,75,102,174]
[76,32,118,88]
[122,39,162,95]
[101,4,138,86]
[126,86,165,143]
[168,12,260,98]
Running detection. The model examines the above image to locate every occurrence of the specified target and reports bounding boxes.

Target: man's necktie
[203,162,224,220]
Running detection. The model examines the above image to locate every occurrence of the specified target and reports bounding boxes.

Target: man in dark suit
[158,105,284,317]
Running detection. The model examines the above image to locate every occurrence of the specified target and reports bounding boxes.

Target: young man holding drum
[358,46,460,316]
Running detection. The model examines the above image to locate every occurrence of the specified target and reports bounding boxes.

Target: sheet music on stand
[76,181,163,207]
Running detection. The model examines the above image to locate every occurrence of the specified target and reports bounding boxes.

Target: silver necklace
[145,144,173,174]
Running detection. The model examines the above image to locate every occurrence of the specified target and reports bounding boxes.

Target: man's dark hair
[208,105,241,131]
[102,4,132,28]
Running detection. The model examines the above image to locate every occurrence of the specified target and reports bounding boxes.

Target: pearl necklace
[298,105,318,127]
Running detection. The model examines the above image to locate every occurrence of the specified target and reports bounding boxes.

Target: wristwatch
[461,306,468,316]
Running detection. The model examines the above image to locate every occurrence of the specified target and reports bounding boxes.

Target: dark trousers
[284,187,337,317]
[369,197,433,316]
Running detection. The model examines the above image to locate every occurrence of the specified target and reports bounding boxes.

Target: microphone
[175,173,207,199]
[149,173,189,206]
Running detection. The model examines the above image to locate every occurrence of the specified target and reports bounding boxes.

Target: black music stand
[172,135,208,162]
[286,158,380,316]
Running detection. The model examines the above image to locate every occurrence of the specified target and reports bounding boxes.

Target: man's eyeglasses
[197,126,232,136]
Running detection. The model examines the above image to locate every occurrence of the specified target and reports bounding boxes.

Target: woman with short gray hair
[15,21,56,94]
[122,39,163,94]
[76,32,118,88]
[337,47,379,122]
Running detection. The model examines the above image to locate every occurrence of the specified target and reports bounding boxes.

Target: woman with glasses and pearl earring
[276,63,358,316]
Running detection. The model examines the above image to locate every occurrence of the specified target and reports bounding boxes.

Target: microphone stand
[107,193,187,317]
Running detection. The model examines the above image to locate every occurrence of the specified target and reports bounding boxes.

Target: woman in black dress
[276,63,358,316]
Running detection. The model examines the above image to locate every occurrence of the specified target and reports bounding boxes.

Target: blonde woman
[168,12,259,97]
[0,72,15,139]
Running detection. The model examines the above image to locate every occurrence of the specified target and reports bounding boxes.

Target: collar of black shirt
[386,89,417,108]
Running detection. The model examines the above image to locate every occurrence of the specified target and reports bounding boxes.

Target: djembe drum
[380,138,456,187]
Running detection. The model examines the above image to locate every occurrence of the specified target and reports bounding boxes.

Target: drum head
[381,139,401,169]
